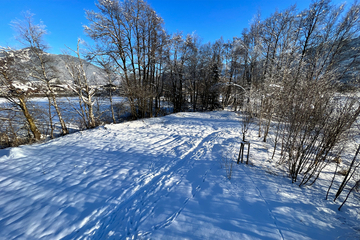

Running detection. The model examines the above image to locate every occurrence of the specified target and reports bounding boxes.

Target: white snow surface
[0,111,358,239]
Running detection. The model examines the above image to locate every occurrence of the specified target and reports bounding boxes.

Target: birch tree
[12,11,69,136]
[65,40,97,129]
[0,48,41,140]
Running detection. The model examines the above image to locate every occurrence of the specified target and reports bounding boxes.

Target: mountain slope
[0,48,108,86]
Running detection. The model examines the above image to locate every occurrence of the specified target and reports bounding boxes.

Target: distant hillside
[48,53,108,86]
[0,48,109,86]
[338,37,360,85]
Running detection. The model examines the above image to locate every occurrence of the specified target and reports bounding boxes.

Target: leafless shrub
[113,101,127,121]
[220,148,236,180]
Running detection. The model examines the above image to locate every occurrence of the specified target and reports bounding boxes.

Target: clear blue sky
[0,0,348,54]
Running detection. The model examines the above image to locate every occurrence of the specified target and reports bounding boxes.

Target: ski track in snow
[240,166,284,240]
[80,130,221,239]
[0,111,358,240]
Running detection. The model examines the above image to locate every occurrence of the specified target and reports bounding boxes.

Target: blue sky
[0,0,347,54]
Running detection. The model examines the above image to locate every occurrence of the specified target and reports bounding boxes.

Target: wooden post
[241,143,245,163]
[238,141,251,164]
[237,142,243,164]
[246,142,250,164]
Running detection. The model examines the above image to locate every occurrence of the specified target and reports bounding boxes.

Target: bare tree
[64,40,97,129]
[223,0,360,188]
[12,11,69,136]
[84,0,167,119]
[97,58,118,123]
[0,48,41,140]
[164,32,187,113]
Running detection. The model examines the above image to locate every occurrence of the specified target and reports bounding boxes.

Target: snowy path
[0,111,357,239]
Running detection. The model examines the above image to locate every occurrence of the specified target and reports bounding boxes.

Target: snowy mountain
[0,48,108,87]
[49,53,108,86]
[0,111,358,239]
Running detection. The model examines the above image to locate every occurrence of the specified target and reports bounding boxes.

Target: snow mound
[0,147,26,161]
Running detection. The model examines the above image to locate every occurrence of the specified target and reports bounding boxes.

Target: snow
[0,111,358,239]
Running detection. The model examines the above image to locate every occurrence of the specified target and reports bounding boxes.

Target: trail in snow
[240,166,284,240]
[137,136,217,239]
[67,116,225,239]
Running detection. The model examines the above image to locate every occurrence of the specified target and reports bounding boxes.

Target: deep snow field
[0,111,359,239]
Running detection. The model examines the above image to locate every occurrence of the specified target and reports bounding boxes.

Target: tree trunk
[47,96,54,138]
[334,145,360,202]
[50,91,68,135]
[263,111,273,142]
[18,96,41,140]
[87,95,96,128]
[109,89,116,124]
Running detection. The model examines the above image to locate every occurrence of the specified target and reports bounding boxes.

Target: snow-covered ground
[0,111,358,239]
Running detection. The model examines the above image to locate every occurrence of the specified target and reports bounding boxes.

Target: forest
[1,0,360,209]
